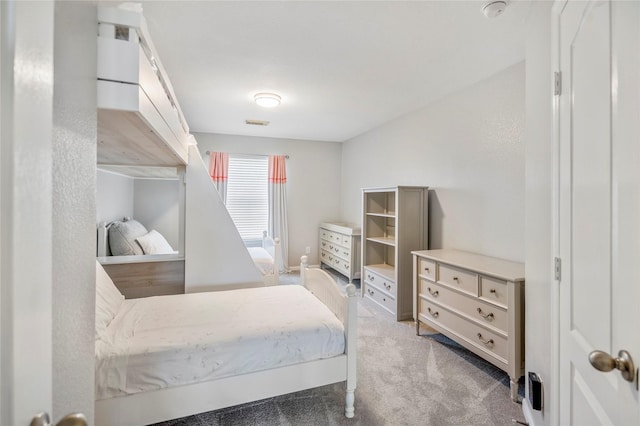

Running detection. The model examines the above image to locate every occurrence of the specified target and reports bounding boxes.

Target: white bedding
[247,246,274,275]
[95,285,345,400]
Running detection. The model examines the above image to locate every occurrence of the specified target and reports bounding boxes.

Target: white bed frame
[95,256,357,425]
[249,231,281,286]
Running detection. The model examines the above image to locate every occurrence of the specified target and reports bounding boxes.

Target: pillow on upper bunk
[95,261,124,339]
[108,219,147,256]
[136,229,175,255]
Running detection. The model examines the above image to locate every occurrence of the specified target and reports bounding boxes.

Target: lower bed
[95,256,357,425]
[96,286,345,399]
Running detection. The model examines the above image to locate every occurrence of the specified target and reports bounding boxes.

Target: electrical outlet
[305,246,311,254]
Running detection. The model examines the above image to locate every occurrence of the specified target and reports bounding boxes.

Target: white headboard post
[273,237,280,285]
[97,221,109,257]
[300,255,308,285]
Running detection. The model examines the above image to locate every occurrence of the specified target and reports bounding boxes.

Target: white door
[0,1,55,424]
[558,0,640,424]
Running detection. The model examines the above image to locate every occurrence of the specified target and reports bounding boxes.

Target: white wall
[96,169,134,224]
[194,133,342,266]
[524,2,553,425]
[52,1,97,421]
[341,62,526,262]
[134,178,181,250]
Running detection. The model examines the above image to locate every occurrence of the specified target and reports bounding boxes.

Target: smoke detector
[482,1,507,18]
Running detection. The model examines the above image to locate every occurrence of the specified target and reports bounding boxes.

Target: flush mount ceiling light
[482,1,507,18]
[254,93,281,108]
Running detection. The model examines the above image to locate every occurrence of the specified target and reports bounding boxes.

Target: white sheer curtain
[268,155,289,272]
[208,151,228,203]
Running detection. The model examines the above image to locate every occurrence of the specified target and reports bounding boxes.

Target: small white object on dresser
[412,249,525,402]
[319,222,361,283]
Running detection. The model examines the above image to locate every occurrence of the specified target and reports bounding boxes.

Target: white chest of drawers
[319,222,361,283]
[412,249,525,401]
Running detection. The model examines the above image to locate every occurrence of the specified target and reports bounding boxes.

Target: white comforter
[95,285,345,400]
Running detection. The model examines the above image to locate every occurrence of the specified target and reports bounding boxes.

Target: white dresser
[319,222,361,283]
[412,249,525,401]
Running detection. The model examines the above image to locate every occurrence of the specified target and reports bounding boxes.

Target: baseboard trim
[522,397,536,426]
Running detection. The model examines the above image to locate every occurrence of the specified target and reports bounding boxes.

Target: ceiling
[137,0,531,143]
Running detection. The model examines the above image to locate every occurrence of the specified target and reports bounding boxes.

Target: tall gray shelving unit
[361,186,429,321]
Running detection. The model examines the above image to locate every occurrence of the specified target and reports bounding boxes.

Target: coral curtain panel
[208,151,229,204]
[268,155,289,272]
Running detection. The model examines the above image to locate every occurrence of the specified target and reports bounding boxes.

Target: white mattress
[95,285,345,400]
[247,246,274,275]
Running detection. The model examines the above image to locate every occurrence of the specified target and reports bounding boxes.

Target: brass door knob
[588,349,636,382]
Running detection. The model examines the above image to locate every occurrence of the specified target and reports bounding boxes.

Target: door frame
[0,1,55,424]
[550,1,565,426]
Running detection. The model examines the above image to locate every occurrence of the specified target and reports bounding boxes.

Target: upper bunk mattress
[95,285,345,400]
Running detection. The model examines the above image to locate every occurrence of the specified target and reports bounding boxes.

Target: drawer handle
[427,287,439,297]
[424,267,430,273]
[477,308,494,321]
[367,288,374,296]
[370,275,375,281]
[453,276,459,282]
[384,283,392,291]
[489,288,497,295]
[477,333,494,347]
[427,307,439,318]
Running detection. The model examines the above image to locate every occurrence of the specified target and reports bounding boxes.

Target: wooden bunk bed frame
[95,256,358,425]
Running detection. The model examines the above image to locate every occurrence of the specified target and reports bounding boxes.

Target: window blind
[226,154,268,245]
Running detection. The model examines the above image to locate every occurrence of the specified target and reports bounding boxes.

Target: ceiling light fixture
[254,92,281,108]
[482,1,507,18]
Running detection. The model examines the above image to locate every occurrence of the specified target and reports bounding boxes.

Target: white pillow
[95,261,124,339]
[136,230,175,255]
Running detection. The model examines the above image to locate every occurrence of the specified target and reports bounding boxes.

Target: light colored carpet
[152,268,526,426]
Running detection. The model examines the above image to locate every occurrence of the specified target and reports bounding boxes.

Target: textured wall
[52,1,97,421]
[341,62,525,262]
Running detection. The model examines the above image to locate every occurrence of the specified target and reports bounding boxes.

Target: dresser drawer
[319,228,330,240]
[320,249,329,262]
[417,257,436,280]
[364,282,396,314]
[326,231,343,244]
[332,256,345,272]
[325,243,350,261]
[364,267,396,296]
[438,264,478,296]
[337,246,351,260]
[419,299,508,362]
[418,278,508,333]
[341,235,351,246]
[479,276,508,309]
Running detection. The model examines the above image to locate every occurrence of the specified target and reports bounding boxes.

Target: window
[225,154,268,246]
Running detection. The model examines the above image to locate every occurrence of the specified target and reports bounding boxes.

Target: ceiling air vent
[245,119,270,126]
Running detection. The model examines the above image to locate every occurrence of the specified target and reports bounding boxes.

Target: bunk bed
[97,4,190,167]
[96,4,265,292]
[247,231,281,285]
[95,256,357,425]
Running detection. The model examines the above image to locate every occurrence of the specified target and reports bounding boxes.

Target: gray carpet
[152,270,527,426]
